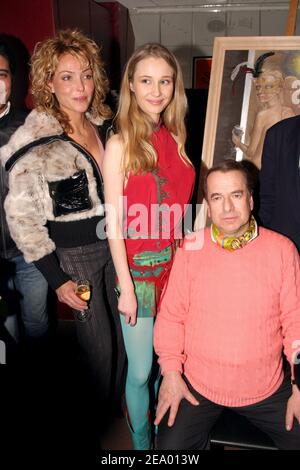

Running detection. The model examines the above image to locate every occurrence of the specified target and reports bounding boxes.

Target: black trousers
[57,240,126,415]
[157,376,300,450]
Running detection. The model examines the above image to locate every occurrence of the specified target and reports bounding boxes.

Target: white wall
[128,2,300,87]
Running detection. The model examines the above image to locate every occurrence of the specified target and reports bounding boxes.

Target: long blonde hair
[116,43,190,174]
[31,29,112,133]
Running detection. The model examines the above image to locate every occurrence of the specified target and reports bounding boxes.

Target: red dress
[124,125,195,255]
[121,125,195,317]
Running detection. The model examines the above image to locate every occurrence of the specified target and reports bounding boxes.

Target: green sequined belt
[118,244,175,318]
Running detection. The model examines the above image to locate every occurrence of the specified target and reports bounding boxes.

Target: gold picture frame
[195,36,300,229]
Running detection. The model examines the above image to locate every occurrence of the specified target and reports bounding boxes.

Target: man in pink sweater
[154,160,300,449]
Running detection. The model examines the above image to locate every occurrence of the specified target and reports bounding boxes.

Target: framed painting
[193,56,212,89]
[194,36,300,229]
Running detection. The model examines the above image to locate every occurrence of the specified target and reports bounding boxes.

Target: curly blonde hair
[116,43,191,174]
[30,29,112,133]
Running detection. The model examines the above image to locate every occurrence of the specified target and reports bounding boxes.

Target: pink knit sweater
[154,227,300,407]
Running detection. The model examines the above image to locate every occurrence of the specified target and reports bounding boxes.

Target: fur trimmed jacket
[0,107,27,258]
[0,109,112,289]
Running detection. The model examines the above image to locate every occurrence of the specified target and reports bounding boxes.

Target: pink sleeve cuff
[160,359,183,375]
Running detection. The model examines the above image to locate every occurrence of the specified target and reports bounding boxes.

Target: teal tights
[120,315,156,431]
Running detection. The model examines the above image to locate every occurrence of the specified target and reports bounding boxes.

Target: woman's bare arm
[103,135,137,326]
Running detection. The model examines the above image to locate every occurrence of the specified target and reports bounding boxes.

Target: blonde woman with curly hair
[104,43,195,449]
[1,30,125,431]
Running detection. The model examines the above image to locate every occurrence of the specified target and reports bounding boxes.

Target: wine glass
[233,125,244,138]
[75,279,91,321]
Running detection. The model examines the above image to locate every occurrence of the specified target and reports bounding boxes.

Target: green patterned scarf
[211,216,258,251]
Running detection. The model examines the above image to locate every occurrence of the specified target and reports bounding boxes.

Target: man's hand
[56,280,88,311]
[285,384,300,431]
[154,371,199,427]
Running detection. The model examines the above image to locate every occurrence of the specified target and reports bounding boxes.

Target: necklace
[72,122,92,149]
[81,139,88,149]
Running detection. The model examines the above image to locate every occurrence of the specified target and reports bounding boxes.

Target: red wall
[0,0,132,97]
[0,0,56,54]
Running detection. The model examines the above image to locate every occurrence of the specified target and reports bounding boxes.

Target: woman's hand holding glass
[56,279,88,311]
[232,125,244,147]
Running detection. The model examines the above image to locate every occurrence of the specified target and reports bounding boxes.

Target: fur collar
[0,109,104,165]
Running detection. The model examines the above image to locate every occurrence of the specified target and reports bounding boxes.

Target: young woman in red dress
[103,43,195,449]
